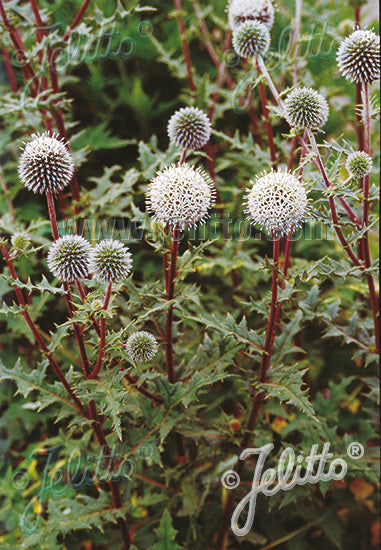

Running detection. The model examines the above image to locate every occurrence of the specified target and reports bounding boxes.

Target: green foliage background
[0,0,379,549]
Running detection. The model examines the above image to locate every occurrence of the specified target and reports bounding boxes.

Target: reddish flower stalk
[163,224,187,464]
[193,1,235,90]
[361,83,371,227]
[63,0,93,42]
[180,147,188,164]
[208,30,233,122]
[307,131,362,267]
[89,282,112,379]
[62,282,92,378]
[0,0,41,94]
[123,372,164,405]
[1,47,17,92]
[256,60,277,167]
[174,0,197,99]
[164,227,180,385]
[46,192,60,241]
[162,224,170,295]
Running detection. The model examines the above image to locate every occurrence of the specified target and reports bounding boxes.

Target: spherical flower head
[246,170,309,236]
[124,331,158,363]
[228,0,275,30]
[232,20,270,58]
[146,163,216,230]
[11,231,31,252]
[284,87,329,129]
[168,107,211,150]
[337,29,380,84]
[346,151,373,179]
[47,235,92,282]
[18,133,74,194]
[91,239,132,283]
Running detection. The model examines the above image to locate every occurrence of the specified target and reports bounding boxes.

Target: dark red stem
[2,47,18,92]
[256,60,277,167]
[174,0,197,99]
[63,0,92,41]
[124,373,164,404]
[46,192,59,241]
[165,227,180,384]
[89,282,112,379]
[306,131,362,267]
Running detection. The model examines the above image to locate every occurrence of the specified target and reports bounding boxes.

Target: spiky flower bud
[146,163,216,230]
[246,170,309,236]
[284,87,329,129]
[11,231,31,252]
[337,29,380,84]
[228,0,274,30]
[18,133,74,194]
[346,151,373,178]
[232,20,270,58]
[47,235,92,282]
[168,107,211,150]
[124,331,158,363]
[91,239,132,283]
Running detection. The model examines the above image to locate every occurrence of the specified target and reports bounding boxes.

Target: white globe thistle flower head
[232,20,270,58]
[284,87,329,130]
[124,331,158,363]
[18,132,74,194]
[47,235,92,283]
[146,163,216,230]
[91,239,132,283]
[228,0,275,30]
[246,170,309,237]
[168,107,212,150]
[337,29,380,84]
[346,151,373,179]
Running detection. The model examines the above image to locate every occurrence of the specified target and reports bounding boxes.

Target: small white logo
[221,470,241,490]
[347,442,364,459]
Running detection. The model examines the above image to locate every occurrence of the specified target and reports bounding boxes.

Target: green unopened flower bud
[11,231,31,252]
